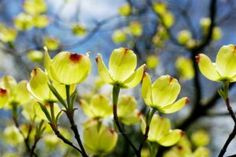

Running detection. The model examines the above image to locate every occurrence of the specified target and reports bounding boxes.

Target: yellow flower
[27,50,43,63]
[32,15,49,28]
[71,24,87,36]
[142,73,188,113]
[112,30,127,44]
[0,76,32,108]
[191,130,210,147]
[176,56,195,80]
[27,67,75,102]
[196,44,236,82]
[193,147,211,157]
[48,51,91,85]
[146,55,159,69]
[0,26,17,43]
[96,47,145,88]
[177,30,192,45]
[83,120,118,155]
[23,0,47,16]
[43,37,60,51]
[118,3,131,16]
[14,13,33,31]
[80,94,112,119]
[129,21,143,37]
[117,96,140,125]
[141,114,183,146]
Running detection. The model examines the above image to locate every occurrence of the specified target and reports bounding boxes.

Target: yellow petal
[193,147,211,157]
[152,75,181,108]
[141,72,153,106]
[83,120,118,155]
[27,68,53,102]
[159,97,189,114]
[216,44,236,78]
[123,64,146,88]
[158,129,183,146]
[44,47,51,73]
[197,53,220,81]
[91,95,112,117]
[13,80,32,105]
[117,96,139,125]
[80,99,94,118]
[148,115,170,142]
[0,75,17,91]
[109,48,137,82]
[96,54,114,84]
[98,126,118,153]
[49,51,91,85]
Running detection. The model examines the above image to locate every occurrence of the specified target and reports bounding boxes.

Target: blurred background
[1,0,236,156]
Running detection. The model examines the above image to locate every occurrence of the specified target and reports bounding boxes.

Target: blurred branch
[62,15,120,49]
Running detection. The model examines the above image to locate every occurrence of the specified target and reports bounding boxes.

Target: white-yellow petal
[148,115,170,142]
[141,73,153,106]
[123,64,145,88]
[49,52,91,85]
[159,97,189,114]
[216,44,236,78]
[109,48,137,82]
[197,53,220,81]
[152,75,180,108]
[96,54,114,84]
[158,129,183,147]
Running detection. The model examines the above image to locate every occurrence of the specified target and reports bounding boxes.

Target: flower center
[69,53,82,63]
[0,88,7,96]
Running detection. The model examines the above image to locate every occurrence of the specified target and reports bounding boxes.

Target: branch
[218,97,236,157]
[49,123,83,154]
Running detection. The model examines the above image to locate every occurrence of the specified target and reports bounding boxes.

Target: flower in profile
[196,44,236,82]
[0,76,32,108]
[96,47,145,88]
[142,73,188,113]
[117,96,140,125]
[83,120,118,156]
[141,114,183,146]
[47,51,91,85]
[27,67,75,102]
[80,94,112,119]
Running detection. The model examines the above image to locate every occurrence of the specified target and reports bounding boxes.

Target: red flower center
[0,88,7,96]
[69,53,82,63]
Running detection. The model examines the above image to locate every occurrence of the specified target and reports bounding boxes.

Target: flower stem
[138,108,156,154]
[112,84,140,157]
[65,85,88,157]
[218,81,236,157]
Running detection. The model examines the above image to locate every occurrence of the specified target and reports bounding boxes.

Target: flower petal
[141,72,153,106]
[90,94,112,118]
[109,48,137,82]
[197,53,220,81]
[123,64,146,88]
[216,44,236,78]
[96,54,114,84]
[27,68,52,102]
[151,75,181,108]
[117,96,139,125]
[49,51,91,85]
[159,97,189,114]
[158,129,183,147]
[148,115,170,142]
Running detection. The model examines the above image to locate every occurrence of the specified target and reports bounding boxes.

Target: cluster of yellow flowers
[0,47,190,156]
